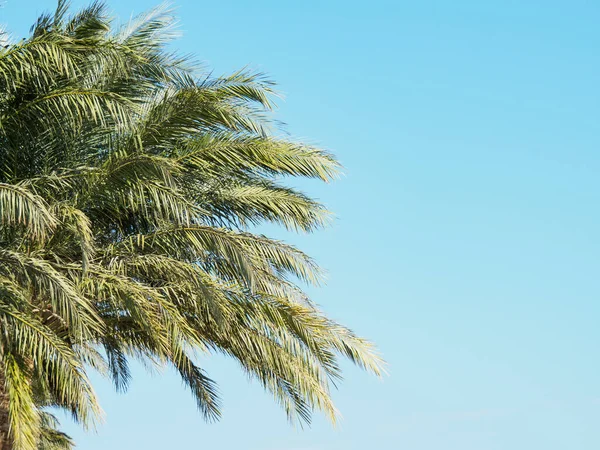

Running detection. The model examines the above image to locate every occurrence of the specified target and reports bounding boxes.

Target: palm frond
[197,179,332,232]
[38,411,74,450]
[0,183,57,240]
[179,134,342,182]
[0,250,102,337]
[3,353,40,450]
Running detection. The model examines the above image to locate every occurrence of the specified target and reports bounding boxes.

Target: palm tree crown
[0,2,384,448]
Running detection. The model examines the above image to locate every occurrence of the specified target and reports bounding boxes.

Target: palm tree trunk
[0,371,12,450]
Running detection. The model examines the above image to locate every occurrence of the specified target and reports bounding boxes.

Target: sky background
[3,1,600,448]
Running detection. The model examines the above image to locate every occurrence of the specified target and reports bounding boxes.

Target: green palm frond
[0,250,102,336]
[170,350,221,421]
[0,183,57,240]
[117,3,180,49]
[50,203,95,273]
[38,412,74,450]
[3,353,40,450]
[6,88,134,129]
[197,179,332,232]
[0,303,100,427]
[179,134,342,181]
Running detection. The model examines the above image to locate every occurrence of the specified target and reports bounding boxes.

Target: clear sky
[3,0,600,448]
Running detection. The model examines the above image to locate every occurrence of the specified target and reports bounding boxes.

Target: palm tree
[0,2,384,449]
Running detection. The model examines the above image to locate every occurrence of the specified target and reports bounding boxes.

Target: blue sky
[3,0,600,448]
